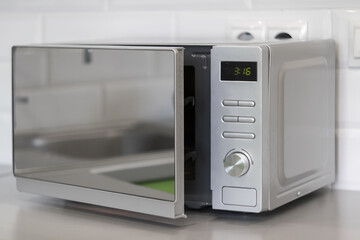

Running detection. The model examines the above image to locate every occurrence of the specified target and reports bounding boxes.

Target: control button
[223,100,255,107]
[222,132,255,139]
[224,152,251,177]
[222,116,238,122]
[237,117,255,123]
[238,100,255,107]
[222,100,238,106]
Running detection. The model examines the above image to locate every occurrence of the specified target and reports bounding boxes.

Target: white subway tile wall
[252,0,360,9]
[0,63,12,166]
[0,0,106,12]
[0,63,11,112]
[1,1,360,191]
[336,69,360,129]
[108,0,252,11]
[336,129,360,191]
[0,15,42,61]
[44,12,176,42]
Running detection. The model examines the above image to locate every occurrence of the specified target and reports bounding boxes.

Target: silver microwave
[12,40,335,219]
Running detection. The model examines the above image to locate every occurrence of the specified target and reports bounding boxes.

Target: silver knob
[224,152,250,177]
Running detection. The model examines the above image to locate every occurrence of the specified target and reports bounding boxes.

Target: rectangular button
[238,117,255,123]
[222,100,238,106]
[238,100,255,107]
[222,187,257,207]
[222,116,238,122]
[222,132,255,139]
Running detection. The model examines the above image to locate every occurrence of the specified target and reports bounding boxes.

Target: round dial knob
[224,152,251,177]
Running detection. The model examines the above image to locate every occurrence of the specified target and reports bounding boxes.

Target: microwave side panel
[13,45,186,219]
[268,40,336,210]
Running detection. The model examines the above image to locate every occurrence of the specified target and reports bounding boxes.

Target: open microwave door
[12,45,185,219]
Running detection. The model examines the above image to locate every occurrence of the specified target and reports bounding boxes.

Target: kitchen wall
[1,0,360,191]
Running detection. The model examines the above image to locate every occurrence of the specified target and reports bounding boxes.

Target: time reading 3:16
[221,61,257,81]
[234,67,251,76]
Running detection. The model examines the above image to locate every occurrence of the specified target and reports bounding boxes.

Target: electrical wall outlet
[228,19,307,42]
[226,11,331,43]
[267,20,308,40]
[227,20,265,41]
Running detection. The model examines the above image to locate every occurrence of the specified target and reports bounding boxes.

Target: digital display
[221,61,257,81]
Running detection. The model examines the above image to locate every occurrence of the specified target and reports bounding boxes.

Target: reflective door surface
[13,46,183,203]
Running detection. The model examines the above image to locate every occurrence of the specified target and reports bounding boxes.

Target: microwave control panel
[210,45,269,213]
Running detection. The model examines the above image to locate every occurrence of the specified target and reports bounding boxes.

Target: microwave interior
[13,45,212,218]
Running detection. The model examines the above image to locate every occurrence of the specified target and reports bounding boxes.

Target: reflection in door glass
[13,47,176,201]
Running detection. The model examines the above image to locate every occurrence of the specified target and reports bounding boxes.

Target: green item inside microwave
[137,178,175,194]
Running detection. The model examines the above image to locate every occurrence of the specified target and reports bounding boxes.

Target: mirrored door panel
[13,45,184,206]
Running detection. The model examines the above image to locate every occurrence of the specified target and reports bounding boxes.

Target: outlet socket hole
[275,32,292,40]
[237,32,254,41]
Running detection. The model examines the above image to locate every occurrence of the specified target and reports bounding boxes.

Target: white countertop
[1,165,360,240]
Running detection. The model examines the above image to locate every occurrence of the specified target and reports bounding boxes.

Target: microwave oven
[12,40,335,219]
